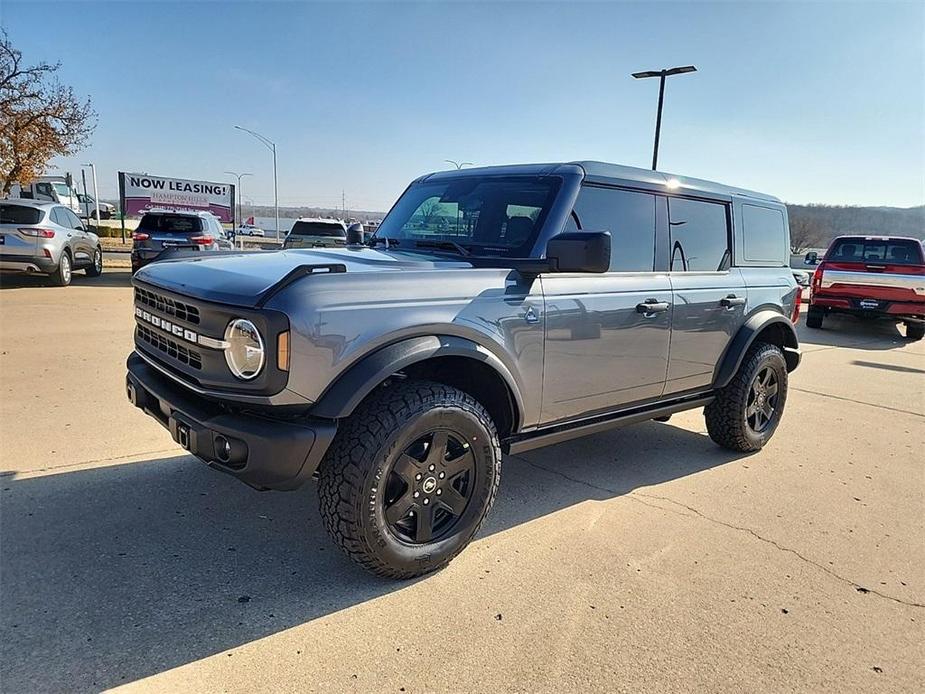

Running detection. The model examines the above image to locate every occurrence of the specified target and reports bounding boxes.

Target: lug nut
[415,473,422,480]
[413,491,420,498]
[438,472,445,479]
[436,489,442,495]
[428,464,435,471]
[423,498,430,505]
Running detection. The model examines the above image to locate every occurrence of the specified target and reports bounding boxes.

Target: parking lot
[1,269,922,693]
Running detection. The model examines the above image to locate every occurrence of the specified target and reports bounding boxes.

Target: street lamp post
[224,171,252,230]
[631,65,697,170]
[82,162,101,228]
[444,159,473,170]
[234,125,280,240]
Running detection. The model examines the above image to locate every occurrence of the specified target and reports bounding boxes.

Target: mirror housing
[804,251,819,265]
[346,222,365,246]
[546,232,611,273]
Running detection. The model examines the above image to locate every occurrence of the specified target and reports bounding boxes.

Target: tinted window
[62,208,83,229]
[374,175,561,257]
[572,186,655,272]
[51,208,66,226]
[668,198,729,272]
[742,204,786,264]
[290,221,346,238]
[0,204,43,225]
[137,214,202,234]
[827,238,924,265]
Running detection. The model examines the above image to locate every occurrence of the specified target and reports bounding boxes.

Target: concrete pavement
[1,270,922,692]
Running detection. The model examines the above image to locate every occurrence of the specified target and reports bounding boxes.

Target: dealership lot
[1,270,922,693]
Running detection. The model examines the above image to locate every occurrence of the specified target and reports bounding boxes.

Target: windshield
[138,214,203,234]
[52,183,73,198]
[827,238,924,265]
[289,221,345,237]
[373,175,561,256]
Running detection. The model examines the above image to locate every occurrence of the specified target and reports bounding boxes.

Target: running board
[504,394,715,455]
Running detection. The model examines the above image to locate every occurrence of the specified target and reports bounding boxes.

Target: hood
[134,247,470,307]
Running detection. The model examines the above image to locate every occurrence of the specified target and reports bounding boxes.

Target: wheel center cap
[422,477,437,494]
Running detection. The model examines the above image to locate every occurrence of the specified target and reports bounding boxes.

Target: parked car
[126,161,801,578]
[130,210,232,273]
[282,218,346,249]
[806,236,925,340]
[0,199,102,286]
[9,175,82,214]
[236,223,265,237]
[77,194,115,220]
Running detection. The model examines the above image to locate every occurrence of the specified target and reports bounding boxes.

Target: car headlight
[224,319,265,380]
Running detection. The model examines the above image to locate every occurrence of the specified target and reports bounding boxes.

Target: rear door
[820,238,925,310]
[0,203,43,259]
[664,196,746,395]
[540,185,672,423]
[60,207,94,264]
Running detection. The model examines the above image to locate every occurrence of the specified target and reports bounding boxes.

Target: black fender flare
[310,335,526,427]
[713,310,800,388]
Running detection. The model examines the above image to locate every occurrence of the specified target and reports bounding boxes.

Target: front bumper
[126,352,336,490]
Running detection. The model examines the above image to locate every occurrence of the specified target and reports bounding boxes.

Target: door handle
[720,294,746,308]
[636,299,670,315]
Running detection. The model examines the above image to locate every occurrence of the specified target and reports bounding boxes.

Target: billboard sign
[118,172,235,222]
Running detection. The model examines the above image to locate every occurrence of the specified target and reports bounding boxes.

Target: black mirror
[346,222,365,245]
[546,232,611,273]
[804,251,818,265]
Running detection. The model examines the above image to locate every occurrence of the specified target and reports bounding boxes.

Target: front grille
[136,324,202,370]
[134,287,200,325]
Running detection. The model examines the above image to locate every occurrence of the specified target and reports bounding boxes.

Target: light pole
[82,162,101,228]
[444,159,473,170]
[234,125,279,240]
[224,171,252,230]
[631,65,697,170]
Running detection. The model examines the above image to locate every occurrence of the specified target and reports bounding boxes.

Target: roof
[295,217,346,226]
[0,198,56,208]
[141,208,216,217]
[421,160,781,203]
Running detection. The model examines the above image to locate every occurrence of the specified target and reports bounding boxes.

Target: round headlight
[224,319,265,380]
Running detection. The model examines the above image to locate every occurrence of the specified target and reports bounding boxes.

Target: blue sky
[2,1,923,210]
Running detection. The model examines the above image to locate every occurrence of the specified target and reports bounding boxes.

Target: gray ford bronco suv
[126,162,801,578]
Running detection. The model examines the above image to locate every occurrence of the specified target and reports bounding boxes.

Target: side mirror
[546,232,611,273]
[804,251,818,265]
[346,222,365,245]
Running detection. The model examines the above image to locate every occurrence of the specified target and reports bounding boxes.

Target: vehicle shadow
[0,421,741,692]
[796,312,910,351]
[0,269,133,290]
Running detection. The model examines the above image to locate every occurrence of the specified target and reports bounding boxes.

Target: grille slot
[137,324,203,370]
[134,287,201,325]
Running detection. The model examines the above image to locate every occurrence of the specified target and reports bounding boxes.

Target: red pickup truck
[806,236,925,340]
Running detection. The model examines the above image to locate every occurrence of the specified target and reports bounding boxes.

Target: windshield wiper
[368,236,400,248]
[412,239,471,256]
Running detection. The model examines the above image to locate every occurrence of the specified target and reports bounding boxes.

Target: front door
[664,196,746,395]
[540,185,671,424]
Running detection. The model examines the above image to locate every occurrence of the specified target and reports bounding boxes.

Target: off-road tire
[317,380,502,579]
[705,342,788,452]
[806,305,824,329]
[906,322,925,341]
[85,247,103,277]
[49,251,72,287]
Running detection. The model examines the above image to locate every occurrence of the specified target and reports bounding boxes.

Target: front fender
[713,310,800,388]
[309,335,526,425]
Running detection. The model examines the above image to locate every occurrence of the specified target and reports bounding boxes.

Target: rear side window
[0,204,43,225]
[827,238,924,265]
[668,198,730,272]
[571,186,656,272]
[290,221,345,237]
[742,204,787,264]
[138,214,202,234]
[51,208,67,226]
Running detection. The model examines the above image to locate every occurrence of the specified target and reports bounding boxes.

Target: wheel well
[754,321,799,371]
[400,356,519,437]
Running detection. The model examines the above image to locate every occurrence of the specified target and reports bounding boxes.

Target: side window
[572,186,656,272]
[50,208,66,226]
[668,198,730,272]
[63,208,83,229]
[742,204,786,264]
[35,183,54,200]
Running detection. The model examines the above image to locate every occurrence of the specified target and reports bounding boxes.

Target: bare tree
[419,199,443,228]
[0,30,96,195]
[789,216,825,254]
